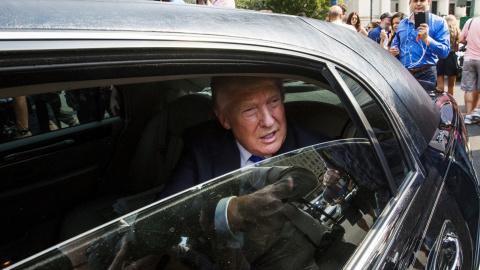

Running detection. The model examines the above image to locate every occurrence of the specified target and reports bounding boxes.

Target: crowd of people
[327,1,479,126]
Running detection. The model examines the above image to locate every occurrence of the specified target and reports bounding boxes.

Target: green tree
[267,0,330,19]
[236,0,266,10]
[236,0,332,20]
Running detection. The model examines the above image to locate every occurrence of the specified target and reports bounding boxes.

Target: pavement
[451,80,480,175]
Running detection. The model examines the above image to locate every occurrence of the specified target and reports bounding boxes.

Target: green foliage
[236,0,266,10]
[235,0,331,20]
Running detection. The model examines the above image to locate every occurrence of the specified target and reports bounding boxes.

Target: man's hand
[390,45,399,56]
[348,180,354,191]
[332,197,344,205]
[323,169,342,187]
[227,177,293,233]
[380,30,387,44]
[226,166,317,233]
[418,23,432,46]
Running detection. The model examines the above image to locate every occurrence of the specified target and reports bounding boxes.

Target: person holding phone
[390,0,449,90]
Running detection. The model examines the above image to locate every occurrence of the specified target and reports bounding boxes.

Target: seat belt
[153,104,169,188]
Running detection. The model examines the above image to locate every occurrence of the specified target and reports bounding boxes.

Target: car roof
[0,0,439,155]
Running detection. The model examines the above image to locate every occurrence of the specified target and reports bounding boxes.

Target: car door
[0,44,410,269]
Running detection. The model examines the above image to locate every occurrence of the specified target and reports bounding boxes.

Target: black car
[0,1,478,269]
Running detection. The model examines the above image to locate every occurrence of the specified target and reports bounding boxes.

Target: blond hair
[211,76,284,111]
[446,15,459,48]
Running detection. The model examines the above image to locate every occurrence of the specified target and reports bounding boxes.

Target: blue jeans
[411,66,437,91]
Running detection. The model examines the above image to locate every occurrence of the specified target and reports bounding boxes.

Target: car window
[338,71,409,187]
[6,74,400,269]
[11,139,388,270]
[0,86,119,143]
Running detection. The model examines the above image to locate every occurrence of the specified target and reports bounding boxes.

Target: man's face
[367,23,374,32]
[410,0,430,13]
[215,80,287,157]
[383,17,392,29]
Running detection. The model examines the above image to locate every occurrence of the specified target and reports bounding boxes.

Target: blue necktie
[249,155,264,163]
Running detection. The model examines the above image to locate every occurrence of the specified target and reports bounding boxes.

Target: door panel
[370,149,474,270]
[426,220,464,270]
[417,182,472,270]
[0,114,122,263]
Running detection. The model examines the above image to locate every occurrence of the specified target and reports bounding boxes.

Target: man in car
[390,0,449,89]
[158,76,329,198]
[154,76,330,267]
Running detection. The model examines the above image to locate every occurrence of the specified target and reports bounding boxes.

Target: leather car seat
[127,93,215,194]
[285,101,353,139]
[60,93,214,240]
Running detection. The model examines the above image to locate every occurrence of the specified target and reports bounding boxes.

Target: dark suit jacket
[158,119,329,199]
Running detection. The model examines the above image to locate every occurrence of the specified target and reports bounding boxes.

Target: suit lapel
[277,122,297,156]
[212,129,240,178]
[210,121,300,177]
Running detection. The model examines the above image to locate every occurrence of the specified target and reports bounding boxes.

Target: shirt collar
[236,141,271,167]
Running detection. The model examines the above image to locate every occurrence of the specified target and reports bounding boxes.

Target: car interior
[1,74,381,268]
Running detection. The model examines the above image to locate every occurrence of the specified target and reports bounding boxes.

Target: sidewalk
[452,80,480,174]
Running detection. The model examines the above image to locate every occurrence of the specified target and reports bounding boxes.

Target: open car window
[12,139,389,270]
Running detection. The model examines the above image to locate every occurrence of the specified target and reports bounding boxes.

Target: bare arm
[12,96,32,139]
[359,26,368,36]
[459,33,466,45]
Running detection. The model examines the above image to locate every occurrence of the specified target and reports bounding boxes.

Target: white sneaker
[473,110,480,120]
[465,116,477,125]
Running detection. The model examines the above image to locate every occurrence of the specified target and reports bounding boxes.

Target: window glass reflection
[338,71,408,187]
[17,140,390,270]
[0,86,120,143]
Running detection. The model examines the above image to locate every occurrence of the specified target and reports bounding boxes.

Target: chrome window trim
[0,30,328,56]
[345,170,424,268]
